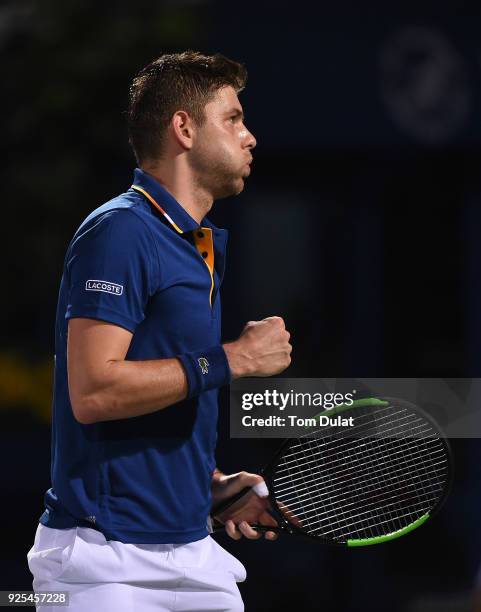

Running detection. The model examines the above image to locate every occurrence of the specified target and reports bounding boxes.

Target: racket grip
[212,480,269,516]
[212,522,282,535]
[211,485,252,516]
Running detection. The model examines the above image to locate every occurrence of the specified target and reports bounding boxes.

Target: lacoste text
[85,280,123,295]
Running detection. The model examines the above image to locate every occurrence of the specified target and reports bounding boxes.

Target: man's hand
[223,316,292,379]
[211,470,278,541]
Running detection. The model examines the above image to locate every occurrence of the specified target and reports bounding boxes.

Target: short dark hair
[127,51,247,164]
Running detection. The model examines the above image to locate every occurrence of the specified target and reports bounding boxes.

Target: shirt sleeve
[65,209,158,333]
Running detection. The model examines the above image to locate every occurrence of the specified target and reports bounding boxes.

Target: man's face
[189,86,256,200]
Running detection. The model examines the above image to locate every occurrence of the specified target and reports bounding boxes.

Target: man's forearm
[73,314,291,424]
[77,357,188,423]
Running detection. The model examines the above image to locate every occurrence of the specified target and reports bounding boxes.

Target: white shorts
[27,524,246,612]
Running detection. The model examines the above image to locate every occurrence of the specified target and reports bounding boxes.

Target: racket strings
[275,424,445,504]
[271,404,449,542]
[285,407,427,459]
[276,446,446,540]
[275,429,443,486]
[280,451,445,534]
[276,454,446,509]
[276,441,445,538]
[276,444,446,504]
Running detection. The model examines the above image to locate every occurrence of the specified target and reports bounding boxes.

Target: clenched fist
[223,316,292,379]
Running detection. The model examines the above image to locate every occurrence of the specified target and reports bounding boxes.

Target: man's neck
[141,161,213,225]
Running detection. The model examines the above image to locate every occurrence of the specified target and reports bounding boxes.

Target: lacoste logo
[85,280,123,296]
[198,357,209,374]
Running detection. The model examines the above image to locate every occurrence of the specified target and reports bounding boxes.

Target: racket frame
[212,396,453,546]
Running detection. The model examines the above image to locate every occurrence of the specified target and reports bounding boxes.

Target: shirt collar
[131,168,200,234]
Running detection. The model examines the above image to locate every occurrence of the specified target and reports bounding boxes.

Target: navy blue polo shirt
[39,168,231,544]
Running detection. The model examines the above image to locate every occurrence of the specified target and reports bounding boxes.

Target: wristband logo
[85,280,123,296]
[198,357,209,374]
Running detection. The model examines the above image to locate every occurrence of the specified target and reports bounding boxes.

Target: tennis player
[27,51,292,611]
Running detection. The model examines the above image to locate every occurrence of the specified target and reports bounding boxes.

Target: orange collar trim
[131,185,184,234]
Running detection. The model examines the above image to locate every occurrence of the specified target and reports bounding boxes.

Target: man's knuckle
[266,316,284,328]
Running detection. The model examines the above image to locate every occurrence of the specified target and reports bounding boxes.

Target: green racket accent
[309,397,389,425]
[346,512,430,547]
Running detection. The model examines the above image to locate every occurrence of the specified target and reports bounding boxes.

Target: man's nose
[245,129,256,150]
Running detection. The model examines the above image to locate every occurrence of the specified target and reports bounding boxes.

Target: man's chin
[215,178,245,200]
[234,178,245,195]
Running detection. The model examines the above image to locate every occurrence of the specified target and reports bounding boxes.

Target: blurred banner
[212,3,481,150]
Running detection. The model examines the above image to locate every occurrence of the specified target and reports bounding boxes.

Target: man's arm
[67,318,188,424]
[68,315,291,424]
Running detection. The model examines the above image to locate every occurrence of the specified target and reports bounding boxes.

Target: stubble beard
[190,145,245,201]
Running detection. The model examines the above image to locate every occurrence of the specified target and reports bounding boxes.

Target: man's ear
[171,110,194,151]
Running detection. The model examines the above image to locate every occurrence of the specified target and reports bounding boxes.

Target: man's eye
[229,116,237,123]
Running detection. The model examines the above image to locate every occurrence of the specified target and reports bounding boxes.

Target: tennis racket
[212,397,452,546]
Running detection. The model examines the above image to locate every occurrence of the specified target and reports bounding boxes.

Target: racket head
[259,396,453,546]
